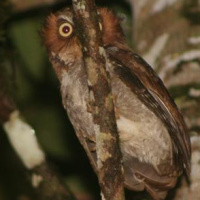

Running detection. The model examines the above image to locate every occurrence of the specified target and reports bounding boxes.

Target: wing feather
[106,45,191,176]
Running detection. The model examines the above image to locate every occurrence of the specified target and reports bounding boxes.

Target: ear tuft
[42,13,58,50]
[98,8,125,46]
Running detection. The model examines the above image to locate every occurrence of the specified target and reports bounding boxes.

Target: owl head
[42,7,125,78]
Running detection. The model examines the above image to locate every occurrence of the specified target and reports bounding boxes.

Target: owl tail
[124,158,177,200]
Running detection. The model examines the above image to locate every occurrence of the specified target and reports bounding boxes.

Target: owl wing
[106,45,191,176]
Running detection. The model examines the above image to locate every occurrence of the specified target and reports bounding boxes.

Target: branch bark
[72,1,125,200]
[31,162,76,200]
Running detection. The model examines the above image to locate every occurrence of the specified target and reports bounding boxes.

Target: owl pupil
[62,26,70,33]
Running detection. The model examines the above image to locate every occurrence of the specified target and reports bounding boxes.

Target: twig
[31,162,76,200]
[72,1,125,200]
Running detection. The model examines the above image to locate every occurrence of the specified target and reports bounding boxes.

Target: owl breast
[60,61,95,137]
[111,73,173,170]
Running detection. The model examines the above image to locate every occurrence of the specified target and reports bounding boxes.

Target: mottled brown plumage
[42,7,191,200]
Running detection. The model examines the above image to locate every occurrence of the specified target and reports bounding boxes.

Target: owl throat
[50,51,75,68]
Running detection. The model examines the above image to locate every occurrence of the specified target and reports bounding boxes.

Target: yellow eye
[58,22,73,37]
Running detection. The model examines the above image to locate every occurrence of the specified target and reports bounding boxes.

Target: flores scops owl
[42,8,191,200]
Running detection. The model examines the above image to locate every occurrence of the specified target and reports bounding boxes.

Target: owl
[42,7,191,200]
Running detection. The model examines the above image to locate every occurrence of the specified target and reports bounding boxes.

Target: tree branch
[72,1,125,200]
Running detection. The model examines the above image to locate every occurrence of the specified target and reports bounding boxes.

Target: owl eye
[58,22,73,37]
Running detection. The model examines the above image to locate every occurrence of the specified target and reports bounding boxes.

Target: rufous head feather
[42,7,125,53]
